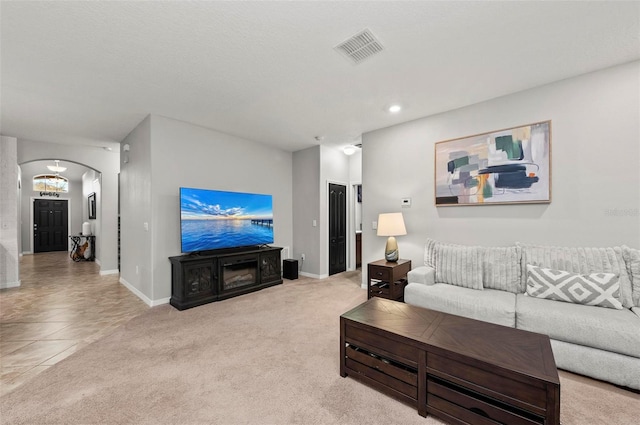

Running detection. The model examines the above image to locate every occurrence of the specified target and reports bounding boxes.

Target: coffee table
[340,297,560,425]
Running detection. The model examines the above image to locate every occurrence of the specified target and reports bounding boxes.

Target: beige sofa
[404,239,640,390]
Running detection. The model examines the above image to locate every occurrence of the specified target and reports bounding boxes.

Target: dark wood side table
[367,259,411,301]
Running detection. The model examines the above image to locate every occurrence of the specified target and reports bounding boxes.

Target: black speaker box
[283,259,298,280]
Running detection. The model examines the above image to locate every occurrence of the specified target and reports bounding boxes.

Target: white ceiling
[2,1,639,153]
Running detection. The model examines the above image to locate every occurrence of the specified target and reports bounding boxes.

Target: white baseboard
[100,269,120,276]
[299,272,329,279]
[0,280,21,289]
[119,277,153,306]
[22,251,33,255]
[95,258,102,266]
[151,297,170,307]
[119,277,170,307]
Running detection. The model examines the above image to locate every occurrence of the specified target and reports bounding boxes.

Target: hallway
[0,252,148,396]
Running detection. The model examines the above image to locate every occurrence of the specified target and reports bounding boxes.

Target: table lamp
[377,212,407,262]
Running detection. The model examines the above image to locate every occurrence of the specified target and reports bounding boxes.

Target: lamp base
[385,236,399,262]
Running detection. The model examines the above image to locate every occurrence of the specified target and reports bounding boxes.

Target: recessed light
[343,146,357,156]
[388,104,402,113]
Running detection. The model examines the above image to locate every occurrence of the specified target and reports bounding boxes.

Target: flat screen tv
[180,187,274,253]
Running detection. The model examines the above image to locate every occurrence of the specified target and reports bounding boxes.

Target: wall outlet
[301,253,306,261]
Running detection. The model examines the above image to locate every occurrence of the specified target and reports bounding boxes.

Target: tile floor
[0,252,148,396]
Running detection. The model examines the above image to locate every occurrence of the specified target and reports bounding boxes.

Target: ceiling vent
[334,29,384,64]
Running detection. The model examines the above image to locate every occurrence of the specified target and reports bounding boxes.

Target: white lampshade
[377,213,406,262]
[376,213,407,237]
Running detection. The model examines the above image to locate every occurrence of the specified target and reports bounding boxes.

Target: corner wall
[292,146,321,276]
[120,115,295,305]
[0,136,20,288]
[362,61,640,272]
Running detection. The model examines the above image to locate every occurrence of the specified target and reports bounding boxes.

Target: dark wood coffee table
[340,297,560,425]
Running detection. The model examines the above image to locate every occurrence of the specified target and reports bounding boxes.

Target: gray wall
[292,146,321,276]
[0,136,20,288]
[362,61,640,277]
[120,115,294,304]
[119,116,153,302]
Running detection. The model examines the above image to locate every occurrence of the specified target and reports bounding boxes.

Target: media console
[169,246,282,310]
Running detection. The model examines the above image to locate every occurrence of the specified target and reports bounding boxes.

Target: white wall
[362,61,640,275]
[0,136,20,288]
[17,140,120,272]
[119,115,294,304]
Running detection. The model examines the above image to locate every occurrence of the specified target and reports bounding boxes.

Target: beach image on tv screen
[180,188,273,252]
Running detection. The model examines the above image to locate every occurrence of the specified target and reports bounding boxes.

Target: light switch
[312,220,317,227]
[143,222,149,231]
[372,221,377,230]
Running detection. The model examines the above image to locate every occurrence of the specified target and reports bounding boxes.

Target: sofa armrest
[407,266,436,286]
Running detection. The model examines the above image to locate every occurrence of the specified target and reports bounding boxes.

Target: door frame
[29,196,72,254]
[349,181,362,272]
[326,180,351,274]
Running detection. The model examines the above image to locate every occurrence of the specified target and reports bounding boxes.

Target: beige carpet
[1,272,638,424]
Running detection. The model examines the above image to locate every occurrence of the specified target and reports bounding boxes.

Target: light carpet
[1,272,638,424]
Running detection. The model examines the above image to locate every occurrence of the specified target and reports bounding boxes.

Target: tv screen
[180,187,274,253]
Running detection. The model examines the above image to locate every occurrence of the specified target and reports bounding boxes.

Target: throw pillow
[435,242,483,290]
[526,264,623,309]
[482,246,522,293]
[517,243,633,308]
[622,245,640,307]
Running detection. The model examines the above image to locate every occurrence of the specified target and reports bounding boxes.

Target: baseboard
[100,269,120,276]
[22,251,33,255]
[119,277,153,306]
[151,297,170,307]
[119,277,170,307]
[95,258,102,266]
[299,272,329,279]
[0,280,21,289]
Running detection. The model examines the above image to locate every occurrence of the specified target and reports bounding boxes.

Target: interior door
[329,183,346,276]
[34,199,68,253]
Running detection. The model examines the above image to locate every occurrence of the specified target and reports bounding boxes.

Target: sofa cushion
[622,245,640,306]
[404,283,516,327]
[517,243,634,308]
[482,246,522,293]
[423,238,437,268]
[516,294,640,358]
[434,242,484,290]
[526,264,623,310]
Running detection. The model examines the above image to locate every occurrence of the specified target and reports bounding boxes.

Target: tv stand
[169,246,282,310]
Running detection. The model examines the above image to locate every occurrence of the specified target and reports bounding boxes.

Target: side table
[69,235,95,262]
[367,259,411,301]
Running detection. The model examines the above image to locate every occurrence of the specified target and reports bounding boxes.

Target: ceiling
[2,1,639,153]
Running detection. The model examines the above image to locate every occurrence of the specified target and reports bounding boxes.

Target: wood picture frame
[434,121,551,206]
[88,192,96,219]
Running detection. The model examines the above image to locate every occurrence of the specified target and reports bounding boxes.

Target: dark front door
[329,183,346,276]
[34,199,68,253]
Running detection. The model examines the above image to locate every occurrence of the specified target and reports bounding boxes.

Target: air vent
[334,29,384,64]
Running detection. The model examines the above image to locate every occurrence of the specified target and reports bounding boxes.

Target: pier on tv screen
[180,187,273,253]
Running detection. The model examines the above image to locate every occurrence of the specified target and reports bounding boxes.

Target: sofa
[404,239,640,390]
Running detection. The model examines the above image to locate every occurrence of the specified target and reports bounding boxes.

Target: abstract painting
[435,121,551,206]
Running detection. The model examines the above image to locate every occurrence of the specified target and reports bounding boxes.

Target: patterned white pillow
[526,264,623,309]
